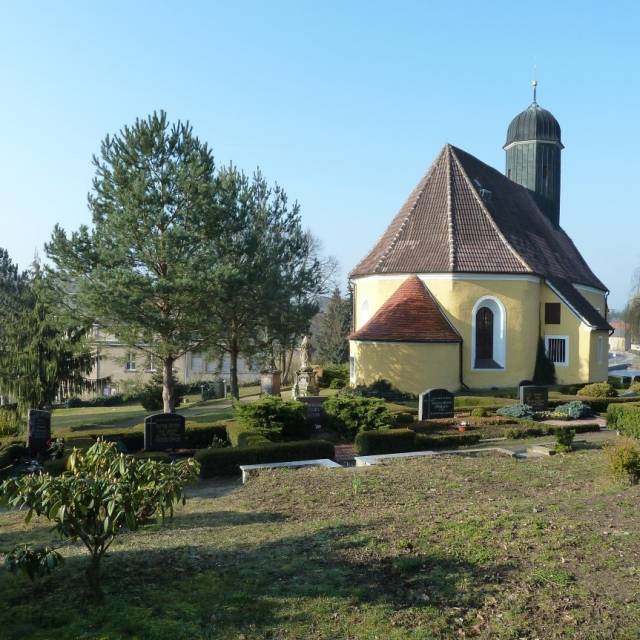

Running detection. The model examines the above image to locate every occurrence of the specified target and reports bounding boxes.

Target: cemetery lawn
[2,448,640,639]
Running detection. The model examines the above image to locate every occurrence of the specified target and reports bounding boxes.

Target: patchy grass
[2,448,640,638]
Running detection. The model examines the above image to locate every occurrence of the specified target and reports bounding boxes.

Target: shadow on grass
[0,521,516,639]
[170,509,287,529]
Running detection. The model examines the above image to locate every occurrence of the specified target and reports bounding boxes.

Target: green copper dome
[505,103,562,147]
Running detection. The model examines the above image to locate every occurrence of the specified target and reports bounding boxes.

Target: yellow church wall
[349,340,460,395]
[353,274,541,388]
[574,285,607,317]
[352,274,607,390]
[539,286,608,384]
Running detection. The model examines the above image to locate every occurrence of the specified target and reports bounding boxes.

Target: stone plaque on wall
[144,413,185,451]
[519,385,548,411]
[419,388,454,421]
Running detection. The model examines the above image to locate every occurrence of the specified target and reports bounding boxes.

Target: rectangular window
[145,354,156,372]
[545,336,569,366]
[545,303,561,325]
[125,352,136,371]
[191,353,203,373]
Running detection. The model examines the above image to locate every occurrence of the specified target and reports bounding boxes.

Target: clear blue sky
[1,1,638,309]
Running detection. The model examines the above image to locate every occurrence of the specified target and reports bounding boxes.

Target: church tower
[504,81,563,226]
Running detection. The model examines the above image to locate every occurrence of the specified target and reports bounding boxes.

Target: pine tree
[315,288,352,364]
[533,337,556,385]
[47,112,219,412]
[0,256,93,411]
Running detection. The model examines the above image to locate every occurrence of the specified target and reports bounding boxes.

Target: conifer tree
[315,288,352,364]
[533,337,556,385]
[47,112,219,412]
[0,255,93,411]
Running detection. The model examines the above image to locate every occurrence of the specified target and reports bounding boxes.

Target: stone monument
[418,388,455,421]
[144,413,186,451]
[27,409,51,455]
[293,335,319,398]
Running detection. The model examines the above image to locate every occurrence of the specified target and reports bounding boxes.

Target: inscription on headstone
[519,385,548,411]
[144,413,185,451]
[419,388,455,421]
[297,396,326,426]
[27,409,51,454]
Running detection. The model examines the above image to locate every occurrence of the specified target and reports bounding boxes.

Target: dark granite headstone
[27,409,51,454]
[519,385,548,411]
[419,388,455,421]
[297,396,326,426]
[144,413,185,451]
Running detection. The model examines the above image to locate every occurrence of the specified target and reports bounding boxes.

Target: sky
[1,1,638,309]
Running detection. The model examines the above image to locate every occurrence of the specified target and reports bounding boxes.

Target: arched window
[472,297,506,370]
[476,307,494,362]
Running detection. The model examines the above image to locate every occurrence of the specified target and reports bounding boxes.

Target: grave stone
[27,409,51,454]
[260,370,281,397]
[519,385,548,411]
[297,395,326,428]
[419,388,455,421]
[144,413,185,451]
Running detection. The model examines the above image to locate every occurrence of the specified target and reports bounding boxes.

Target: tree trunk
[162,356,175,413]
[85,553,104,602]
[229,347,239,400]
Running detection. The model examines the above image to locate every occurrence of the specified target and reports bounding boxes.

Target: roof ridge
[372,146,448,273]
[449,147,532,273]
[445,145,455,271]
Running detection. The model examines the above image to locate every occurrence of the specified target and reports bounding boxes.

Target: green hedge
[504,421,601,440]
[324,394,392,437]
[195,439,335,477]
[234,396,307,440]
[237,432,271,447]
[607,404,640,438]
[93,432,145,452]
[415,433,482,449]
[548,396,638,413]
[354,429,416,455]
[184,424,228,448]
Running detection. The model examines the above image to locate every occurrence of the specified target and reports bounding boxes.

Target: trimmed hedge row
[607,404,640,438]
[354,429,416,455]
[548,396,639,413]
[195,439,335,477]
[91,423,230,452]
[504,421,601,440]
[354,428,482,455]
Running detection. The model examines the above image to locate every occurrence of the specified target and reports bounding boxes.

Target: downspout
[459,341,469,390]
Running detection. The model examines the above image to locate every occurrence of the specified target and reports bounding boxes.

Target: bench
[239,458,342,483]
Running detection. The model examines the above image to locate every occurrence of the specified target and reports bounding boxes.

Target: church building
[349,84,612,393]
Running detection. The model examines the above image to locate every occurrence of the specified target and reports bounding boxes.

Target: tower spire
[532,79,538,105]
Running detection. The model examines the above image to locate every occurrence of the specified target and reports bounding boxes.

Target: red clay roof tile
[350,276,462,343]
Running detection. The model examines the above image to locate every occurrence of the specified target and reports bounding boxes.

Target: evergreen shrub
[577,382,617,398]
[318,364,349,388]
[604,437,640,484]
[234,396,306,441]
[329,378,346,389]
[391,411,415,427]
[496,403,535,419]
[470,407,489,418]
[607,404,640,438]
[552,401,593,420]
[415,433,482,449]
[354,429,416,455]
[324,394,391,437]
[195,439,335,476]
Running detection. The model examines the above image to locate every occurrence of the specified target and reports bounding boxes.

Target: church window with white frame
[545,335,569,366]
[472,296,506,370]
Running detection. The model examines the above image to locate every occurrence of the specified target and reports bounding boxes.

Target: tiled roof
[350,275,462,343]
[351,144,606,293]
